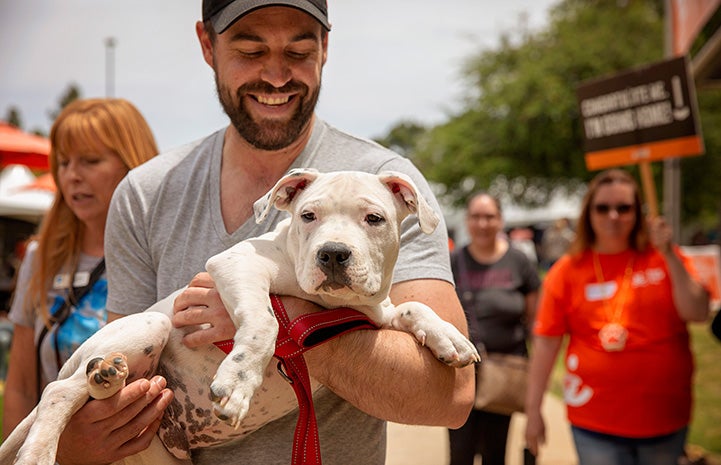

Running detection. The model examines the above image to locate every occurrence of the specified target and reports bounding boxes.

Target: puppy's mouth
[316,278,351,293]
[314,279,379,299]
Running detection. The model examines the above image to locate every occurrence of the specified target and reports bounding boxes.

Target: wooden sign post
[639,162,658,218]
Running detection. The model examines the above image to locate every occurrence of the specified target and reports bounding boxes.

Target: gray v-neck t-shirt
[105,118,452,465]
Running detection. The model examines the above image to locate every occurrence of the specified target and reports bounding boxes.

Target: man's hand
[56,376,173,465]
[172,272,237,347]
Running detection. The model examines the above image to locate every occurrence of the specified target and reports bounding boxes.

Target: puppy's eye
[301,212,316,222]
[366,214,385,225]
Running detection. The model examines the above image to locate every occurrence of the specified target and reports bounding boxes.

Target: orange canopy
[0,121,50,170]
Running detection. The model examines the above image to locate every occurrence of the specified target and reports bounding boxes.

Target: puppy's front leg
[205,242,280,427]
[385,300,480,367]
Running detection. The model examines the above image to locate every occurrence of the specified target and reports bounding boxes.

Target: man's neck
[218,118,315,233]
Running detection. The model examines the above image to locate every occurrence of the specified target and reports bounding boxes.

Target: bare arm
[173,274,476,428]
[524,291,539,334]
[648,216,710,322]
[3,325,37,437]
[663,249,710,322]
[524,335,563,456]
[302,279,475,428]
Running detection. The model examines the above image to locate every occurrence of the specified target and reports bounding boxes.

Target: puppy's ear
[378,171,440,234]
[253,168,320,223]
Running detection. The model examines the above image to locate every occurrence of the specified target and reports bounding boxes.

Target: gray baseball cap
[202,0,330,34]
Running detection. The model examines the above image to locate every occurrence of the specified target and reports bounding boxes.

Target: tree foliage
[3,83,82,137]
[47,84,82,123]
[390,0,721,229]
[373,121,428,158]
[4,107,23,129]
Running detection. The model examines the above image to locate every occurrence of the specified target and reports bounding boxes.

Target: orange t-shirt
[534,247,697,437]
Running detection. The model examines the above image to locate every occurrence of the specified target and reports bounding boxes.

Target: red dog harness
[214,295,378,465]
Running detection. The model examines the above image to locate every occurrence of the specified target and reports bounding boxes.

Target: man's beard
[217,77,320,151]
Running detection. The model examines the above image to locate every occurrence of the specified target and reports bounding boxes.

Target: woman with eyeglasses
[448,192,540,465]
[523,168,709,465]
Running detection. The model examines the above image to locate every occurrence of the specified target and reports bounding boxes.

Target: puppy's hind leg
[7,311,173,465]
[0,408,37,464]
[11,371,92,465]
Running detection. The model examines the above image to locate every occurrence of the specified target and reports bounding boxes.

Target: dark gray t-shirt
[451,245,540,355]
[105,118,452,465]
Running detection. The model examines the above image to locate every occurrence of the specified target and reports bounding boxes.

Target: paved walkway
[386,393,577,465]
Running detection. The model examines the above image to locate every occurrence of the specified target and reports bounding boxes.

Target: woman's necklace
[592,251,635,351]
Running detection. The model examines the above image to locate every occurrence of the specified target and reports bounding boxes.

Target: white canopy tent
[502,191,582,228]
[444,190,583,247]
[0,164,54,223]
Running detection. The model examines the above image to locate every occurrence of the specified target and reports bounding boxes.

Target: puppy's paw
[209,354,266,428]
[421,321,481,367]
[393,303,480,368]
[86,352,129,399]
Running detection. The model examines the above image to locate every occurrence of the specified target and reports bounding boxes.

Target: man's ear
[321,30,329,66]
[253,169,320,223]
[196,21,214,68]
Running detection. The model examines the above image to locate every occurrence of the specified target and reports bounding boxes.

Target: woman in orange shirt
[524,169,709,465]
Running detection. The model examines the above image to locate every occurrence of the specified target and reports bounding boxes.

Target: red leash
[214,295,378,465]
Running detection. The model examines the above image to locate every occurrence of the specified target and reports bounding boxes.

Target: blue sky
[0,1,556,151]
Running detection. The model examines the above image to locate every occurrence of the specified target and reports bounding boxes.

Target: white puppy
[1,169,479,465]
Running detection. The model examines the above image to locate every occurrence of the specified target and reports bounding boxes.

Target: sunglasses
[592,203,634,215]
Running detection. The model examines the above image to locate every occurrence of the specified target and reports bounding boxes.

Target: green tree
[4,106,23,128]
[413,0,664,198]
[47,83,82,123]
[398,0,721,229]
[373,121,428,158]
[4,83,82,137]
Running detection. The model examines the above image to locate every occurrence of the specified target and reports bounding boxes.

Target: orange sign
[584,136,704,171]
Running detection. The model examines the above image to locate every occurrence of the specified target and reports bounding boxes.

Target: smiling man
[51,2,475,464]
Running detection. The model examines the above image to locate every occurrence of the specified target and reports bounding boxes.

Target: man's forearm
[305,327,474,428]
[292,278,476,428]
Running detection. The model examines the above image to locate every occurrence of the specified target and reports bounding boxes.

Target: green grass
[549,323,721,460]
[689,324,721,458]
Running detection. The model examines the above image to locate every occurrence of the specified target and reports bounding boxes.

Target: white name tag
[73,271,90,288]
[53,273,71,289]
[585,281,617,301]
[53,271,91,289]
